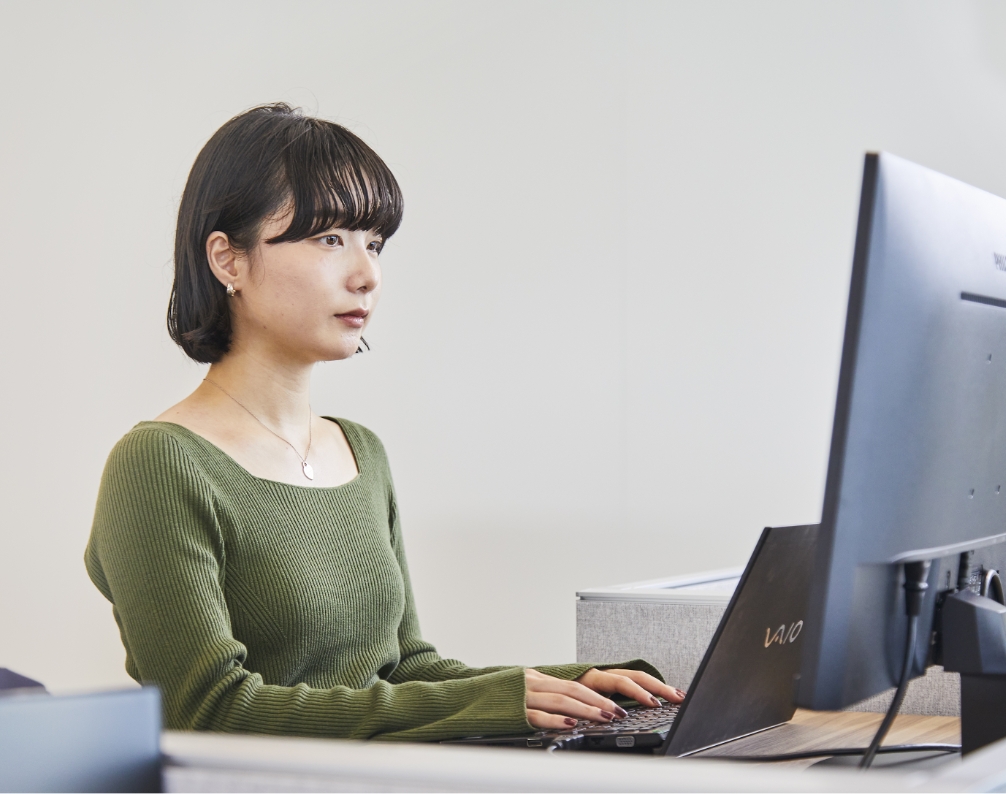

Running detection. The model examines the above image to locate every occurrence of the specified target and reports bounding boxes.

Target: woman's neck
[203,350,314,433]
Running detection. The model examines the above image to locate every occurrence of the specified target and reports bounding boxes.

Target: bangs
[265,118,403,245]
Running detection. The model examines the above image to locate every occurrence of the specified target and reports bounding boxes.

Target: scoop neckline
[137,417,363,493]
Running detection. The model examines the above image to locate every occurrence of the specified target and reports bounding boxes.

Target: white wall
[3,0,1006,691]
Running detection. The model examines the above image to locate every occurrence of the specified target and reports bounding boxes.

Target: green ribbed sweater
[85,419,657,740]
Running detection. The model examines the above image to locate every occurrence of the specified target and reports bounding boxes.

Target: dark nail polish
[564,717,577,726]
[600,710,614,720]
[614,706,628,718]
[650,696,661,707]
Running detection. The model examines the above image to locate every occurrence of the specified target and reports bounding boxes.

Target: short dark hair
[167,103,404,363]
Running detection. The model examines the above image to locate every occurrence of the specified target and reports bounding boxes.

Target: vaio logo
[764,620,803,648]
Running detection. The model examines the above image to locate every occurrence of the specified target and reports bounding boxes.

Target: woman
[85,104,681,740]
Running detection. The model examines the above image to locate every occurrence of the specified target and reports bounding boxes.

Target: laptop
[444,524,817,756]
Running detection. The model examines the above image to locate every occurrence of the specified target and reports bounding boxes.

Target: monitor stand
[941,586,1006,755]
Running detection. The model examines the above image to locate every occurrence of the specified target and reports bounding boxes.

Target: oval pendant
[302,461,315,480]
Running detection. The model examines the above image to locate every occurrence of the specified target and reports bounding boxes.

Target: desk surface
[697,709,961,769]
[162,711,989,793]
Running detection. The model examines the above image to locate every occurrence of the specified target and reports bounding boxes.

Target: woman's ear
[206,231,242,289]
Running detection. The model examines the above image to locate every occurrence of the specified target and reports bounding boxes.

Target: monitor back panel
[798,153,1006,710]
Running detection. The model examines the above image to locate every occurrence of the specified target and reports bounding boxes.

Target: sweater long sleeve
[85,420,656,741]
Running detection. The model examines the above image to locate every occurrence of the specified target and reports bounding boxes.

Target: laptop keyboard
[566,701,679,734]
[440,701,681,751]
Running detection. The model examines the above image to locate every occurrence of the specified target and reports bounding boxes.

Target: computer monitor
[796,152,1006,711]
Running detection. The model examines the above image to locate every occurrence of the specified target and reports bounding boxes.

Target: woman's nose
[347,246,380,294]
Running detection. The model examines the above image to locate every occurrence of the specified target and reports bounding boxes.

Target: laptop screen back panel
[663,524,817,757]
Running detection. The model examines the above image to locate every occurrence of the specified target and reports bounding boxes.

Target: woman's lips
[335,312,367,328]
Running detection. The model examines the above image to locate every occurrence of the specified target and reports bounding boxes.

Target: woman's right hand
[524,668,631,730]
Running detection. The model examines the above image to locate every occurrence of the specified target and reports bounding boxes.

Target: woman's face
[212,211,383,364]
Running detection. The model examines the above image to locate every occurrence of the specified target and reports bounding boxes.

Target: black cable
[860,560,932,770]
[546,735,584,752]
[858,614,918,768]
[958,551,973,592]
[714,743,960,763]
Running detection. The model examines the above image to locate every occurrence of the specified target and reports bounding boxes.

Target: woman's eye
[321,235,341,246]
[368,240,383,252]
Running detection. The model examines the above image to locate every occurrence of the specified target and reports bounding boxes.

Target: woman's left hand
[575,667,685,707]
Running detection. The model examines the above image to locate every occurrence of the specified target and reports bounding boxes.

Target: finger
[592,671,662,707]
[526,691,618,722]
[527,709,578,730]
[602,669,685,702]
[527,675,623,714]
[592,669,683,705]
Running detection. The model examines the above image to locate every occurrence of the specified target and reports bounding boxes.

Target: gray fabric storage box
[576,570,960,717]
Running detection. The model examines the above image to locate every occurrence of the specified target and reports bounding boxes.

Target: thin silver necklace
[203,378,315,481]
